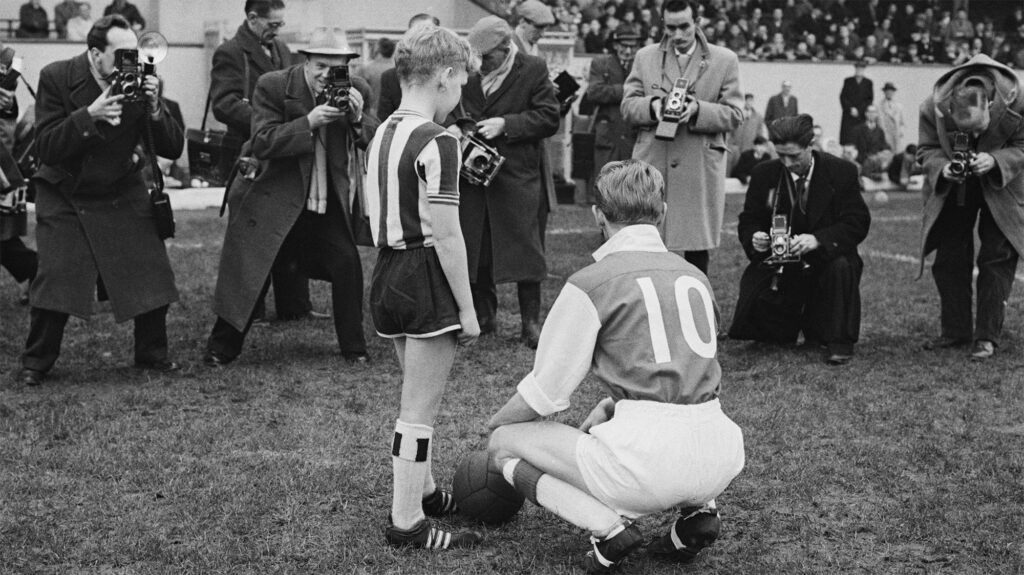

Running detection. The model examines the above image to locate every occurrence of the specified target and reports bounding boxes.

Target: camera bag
[187,59,248,186]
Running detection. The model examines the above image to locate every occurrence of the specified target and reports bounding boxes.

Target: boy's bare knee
[488,425,516,459]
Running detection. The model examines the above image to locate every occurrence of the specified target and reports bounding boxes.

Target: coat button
[670,160,680,168]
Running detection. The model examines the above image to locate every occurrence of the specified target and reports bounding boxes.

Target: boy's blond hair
[595,160,666,226]
[395,26,478,86]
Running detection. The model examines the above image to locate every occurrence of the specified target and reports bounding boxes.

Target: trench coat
[210,22,296,142]
[30,52,182,321]
[457,51,560,284]
[212,65,378,331]
[621,35,744,252]
[587,53,636,176]
[917,54,1024,277]
[878,98,905,153]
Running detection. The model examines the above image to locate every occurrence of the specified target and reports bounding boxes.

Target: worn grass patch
[1,193,1023,574]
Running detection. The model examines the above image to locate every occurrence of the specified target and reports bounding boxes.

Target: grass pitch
[1,193,1023,574]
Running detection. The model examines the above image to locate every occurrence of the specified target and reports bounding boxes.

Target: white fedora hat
[299,27,360,57]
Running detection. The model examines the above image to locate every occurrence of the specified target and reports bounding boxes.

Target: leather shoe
[970,339,994,361]
[521,320,541,349]
[202,351,233,368]
[826,353,853,366]
[18,368,44,387]
[134,360,180,373]
[342,352,370,365]
[478,314,496,335]
[923,336,971,350]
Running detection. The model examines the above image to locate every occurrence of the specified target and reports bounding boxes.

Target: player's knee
[488,425,517,460]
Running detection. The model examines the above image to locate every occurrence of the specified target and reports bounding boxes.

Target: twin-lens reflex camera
[325,65,351,112]
[111,31,168,104]
[948,131,976,178]
[655,77,692,141]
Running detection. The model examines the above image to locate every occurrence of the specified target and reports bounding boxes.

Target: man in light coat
[877,81,904,154]
[621,0,743,275]
[917,54,1024,360]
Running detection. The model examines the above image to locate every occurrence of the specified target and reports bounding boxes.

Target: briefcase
[187,128,242,187]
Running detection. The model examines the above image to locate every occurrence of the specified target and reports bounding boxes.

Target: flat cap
[468,15,513,54]
[883,81,896,91]
[516,0,556,26]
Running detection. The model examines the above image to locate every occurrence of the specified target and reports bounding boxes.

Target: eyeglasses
[264,19,286,30]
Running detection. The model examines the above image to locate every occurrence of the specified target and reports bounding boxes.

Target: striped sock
[391,420,433,529]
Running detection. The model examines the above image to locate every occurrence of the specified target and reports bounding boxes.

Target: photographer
[0,48,36,304]
[210,0,323,324]
[203,27,378,367]
[16,15,184,386]
[728,115,870,366]
[918,55,1024,361]
[620,0,743,276]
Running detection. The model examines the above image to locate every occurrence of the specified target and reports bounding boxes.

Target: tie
[265,43,280,68]
[796,175,808,213]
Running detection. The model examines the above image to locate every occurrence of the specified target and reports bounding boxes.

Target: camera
[324,65,351,112]
[0,47,22,91]
[764,214,800,265]
[454,119,505,187]
[949,131,976,178]
[655,77,691,141]
[111,48,147,102]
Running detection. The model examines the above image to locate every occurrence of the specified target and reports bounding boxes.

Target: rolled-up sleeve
[516,283,601,416]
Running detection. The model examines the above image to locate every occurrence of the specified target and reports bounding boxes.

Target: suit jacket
[376,67,401,121]
[764,92,798,125]
[849,122,889,160]
[587,54,635,162]
[456,51,560,284]
[212,65,379,330]
[30,52,183,321]
[210,22,295,142]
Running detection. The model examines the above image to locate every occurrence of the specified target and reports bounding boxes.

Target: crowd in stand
[512,0,1024,66]
[15,0,143,40]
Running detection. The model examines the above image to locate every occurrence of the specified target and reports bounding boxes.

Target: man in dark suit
[764,79,798,126]
[839,60,874,145]
[203,27,378,367]
[585,28,639,203]
[455,16,560,348]
[729,114,871,365]
[17,15,184,386]
[210,0,321,323]
[376,13,440,121]
[730,134,770,183]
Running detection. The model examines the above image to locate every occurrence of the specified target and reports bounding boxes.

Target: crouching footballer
[488,160,746,572]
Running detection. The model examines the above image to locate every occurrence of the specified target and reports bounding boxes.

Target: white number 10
[636,276,717,362]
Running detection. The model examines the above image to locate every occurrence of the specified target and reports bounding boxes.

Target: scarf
[481,42,518,97]
[306,81,329,214]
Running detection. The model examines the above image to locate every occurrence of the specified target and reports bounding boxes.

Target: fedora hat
[299,27,359,57]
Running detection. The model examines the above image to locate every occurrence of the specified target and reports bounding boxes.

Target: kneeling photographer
[728,114,870,366]
[917,55,1024,361]
[17,15,183,386]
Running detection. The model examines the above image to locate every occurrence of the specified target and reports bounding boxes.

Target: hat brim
[299,47,360,57]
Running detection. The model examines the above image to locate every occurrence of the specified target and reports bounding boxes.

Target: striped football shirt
[365,110,461,249]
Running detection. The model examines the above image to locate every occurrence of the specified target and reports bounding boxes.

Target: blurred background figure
[765,80,798,126]
[66,3,95,41]
[585,27,639,204]
[103,0,145,31]
[17,0,49,39]
[355,37,395,119]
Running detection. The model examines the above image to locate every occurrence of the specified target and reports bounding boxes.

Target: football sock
[391,420,433,530]
[502,458,621,535]
[422,453,437,497]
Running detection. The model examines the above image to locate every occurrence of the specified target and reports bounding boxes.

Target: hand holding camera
[476,117,506,140]
[88,86,126,126]
[307,104,345,129]
[0,87,13,112]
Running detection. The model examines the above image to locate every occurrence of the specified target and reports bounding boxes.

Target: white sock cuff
[501,458,522,486]
[392,420,434,462]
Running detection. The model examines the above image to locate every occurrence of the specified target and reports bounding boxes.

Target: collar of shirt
[592,224,667,262]
[674,41,697,58]
[790,156,815,185]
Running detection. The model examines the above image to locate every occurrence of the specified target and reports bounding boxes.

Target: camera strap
[200,56,250,132]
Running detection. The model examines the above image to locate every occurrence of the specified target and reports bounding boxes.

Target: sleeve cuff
[516,371,570,417]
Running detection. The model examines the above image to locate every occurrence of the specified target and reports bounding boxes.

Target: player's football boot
[384,518,483,550]
[647,503,721,563]
[422,488,458,517]
[582,521,645,573]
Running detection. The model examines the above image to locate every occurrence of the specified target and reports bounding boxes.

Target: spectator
[862,34,881,62]
[730,134,770,183]
[584,18,606,52]
[877,82,904,154]
[765,80,798,126]
[586,28,640,204]
[849,104,891,181]
[66,3,94,41]
[356,37,395,119]
[947,8,973,42]
[376,13,439,122]
[514,0,556,56]
[17,0,49,39]
[103,0,145,31]
[874,17,895,49]
[839,60,873,145]
[728,92,768,171]
[54,0,81,39]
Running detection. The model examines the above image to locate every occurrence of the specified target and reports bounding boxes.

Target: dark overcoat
[30,52,182,322]
[729,151,870,338]
[587,54,636,173]
[210,22,296,142]
[839,75,873,144]
[764,92,798,125]
[212,65,378,331]
[917,54,1024,277]
[458,52,560,284]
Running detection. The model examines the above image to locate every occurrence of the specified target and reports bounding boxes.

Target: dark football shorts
[370,246,461,338]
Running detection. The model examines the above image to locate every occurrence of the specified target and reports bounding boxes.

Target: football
[451,450,525,525]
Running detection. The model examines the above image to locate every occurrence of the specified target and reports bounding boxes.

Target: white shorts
[575,398,745,518]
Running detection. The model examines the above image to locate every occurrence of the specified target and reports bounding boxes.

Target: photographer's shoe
[17,368,45,387]
[970,339,995,361]
[422,489,458,517]
[923,336,971,350]
[647,504,721,563]
[583,521,644,573]
[384,518,483,550]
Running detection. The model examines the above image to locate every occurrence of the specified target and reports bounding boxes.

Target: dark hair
[753,135,767,145]
[409,13,440,28]
[377,37,396,58]
[245,0,285,18]
[744,92,754,100]
[769,114,815,148]
[86,14,130,52]
[662,0,697,18]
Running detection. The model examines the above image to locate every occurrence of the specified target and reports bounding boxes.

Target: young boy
[364,25,483,550]
[488,160,746,572]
